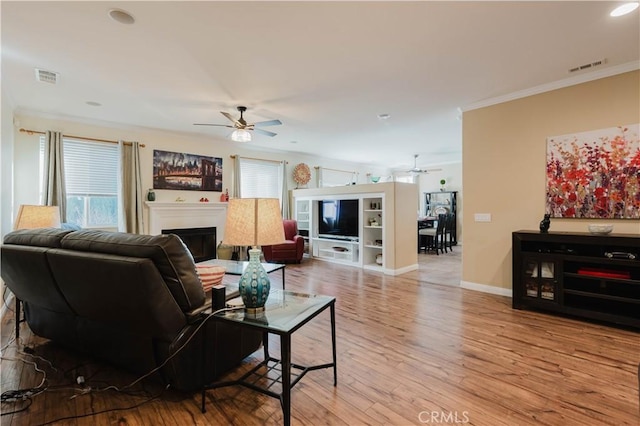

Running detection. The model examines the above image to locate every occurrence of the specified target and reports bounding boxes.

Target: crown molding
[462,60,640,112]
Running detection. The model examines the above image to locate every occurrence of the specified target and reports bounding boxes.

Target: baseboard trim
[460,280,512,297]
[389,263,419,276]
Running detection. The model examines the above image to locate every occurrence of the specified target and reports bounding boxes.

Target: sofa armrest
[184,302,211,324]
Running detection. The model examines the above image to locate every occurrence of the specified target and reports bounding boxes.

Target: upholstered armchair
[262,219,304,263]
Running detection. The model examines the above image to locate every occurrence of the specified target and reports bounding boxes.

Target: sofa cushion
[60,230,204,311]
[3,228,75,248]
[196,265,225,292]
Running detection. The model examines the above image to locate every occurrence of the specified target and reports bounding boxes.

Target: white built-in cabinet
[294,199,311,256]
[362,196,384,271]
[292,183,418,276]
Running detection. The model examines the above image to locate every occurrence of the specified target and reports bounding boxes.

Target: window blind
[63,139,118,196]
[239,158,282,200]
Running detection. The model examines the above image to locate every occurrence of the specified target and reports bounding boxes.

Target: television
[318,199,359,240]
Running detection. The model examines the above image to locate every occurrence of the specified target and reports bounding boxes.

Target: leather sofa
[0,228,261,391]
[262,219,304,263]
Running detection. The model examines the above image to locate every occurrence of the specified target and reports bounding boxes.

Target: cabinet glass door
[523,258,558,302]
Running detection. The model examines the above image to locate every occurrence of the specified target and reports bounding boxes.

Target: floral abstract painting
[546,124,640,219]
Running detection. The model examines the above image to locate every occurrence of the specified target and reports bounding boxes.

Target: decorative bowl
[370,176,380,183]
[588,224,613,235]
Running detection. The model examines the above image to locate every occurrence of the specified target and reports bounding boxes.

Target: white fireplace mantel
[145,201,228,244]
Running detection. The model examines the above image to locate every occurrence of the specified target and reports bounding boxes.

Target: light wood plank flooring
[1,250,638,425]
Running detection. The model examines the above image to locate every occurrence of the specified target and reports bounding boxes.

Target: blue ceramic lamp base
[239,248,271,313]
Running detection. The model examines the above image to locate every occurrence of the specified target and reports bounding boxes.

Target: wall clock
[293,163,311,187]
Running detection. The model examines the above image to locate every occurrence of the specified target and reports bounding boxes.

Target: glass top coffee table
[198,258,286,289]
[201,290,337,426]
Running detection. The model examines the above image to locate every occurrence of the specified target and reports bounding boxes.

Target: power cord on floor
[35,383,169,426]
[71,305,244,395]
[0,355,48,413]
[1,304,241,422]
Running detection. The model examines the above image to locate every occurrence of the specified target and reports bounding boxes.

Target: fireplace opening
[162,227,216,262]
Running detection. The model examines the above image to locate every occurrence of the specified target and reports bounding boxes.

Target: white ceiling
[2,1,639,170]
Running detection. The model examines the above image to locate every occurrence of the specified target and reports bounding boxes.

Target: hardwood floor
[1,251,638,425]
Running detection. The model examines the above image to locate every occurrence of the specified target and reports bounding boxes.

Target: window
[394,174,416,184]
[40,138,119,229]
[239,158,283,202]
[318,168,357,187]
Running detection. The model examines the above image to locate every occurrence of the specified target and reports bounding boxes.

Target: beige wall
[11,113,390,232]
[462,70,640,292]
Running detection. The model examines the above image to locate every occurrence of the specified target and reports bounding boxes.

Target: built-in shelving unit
[312,238,359,264]
[294,199,311,256]
[362,196,384,271]
[292,182,418,275]
[512,230,640,329]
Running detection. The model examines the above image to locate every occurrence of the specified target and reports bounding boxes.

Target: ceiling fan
[406,154,442,174]
[194,106,282,141]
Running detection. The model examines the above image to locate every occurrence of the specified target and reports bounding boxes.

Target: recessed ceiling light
[108,8,135,24]
[377,113,391,120]
[610,2,639,17]
[86,101,102,107]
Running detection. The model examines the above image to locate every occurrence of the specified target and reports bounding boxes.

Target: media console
[293,182,418,275]
[512,230,640,329]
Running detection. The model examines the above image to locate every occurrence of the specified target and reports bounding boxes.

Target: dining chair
[418,214,447,254]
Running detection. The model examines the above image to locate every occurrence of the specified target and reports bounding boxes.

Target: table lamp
[223,198,285,312]
[14,205,61,230]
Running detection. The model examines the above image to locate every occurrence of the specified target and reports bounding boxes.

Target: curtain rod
[19,128,146,148]
[230,154,287,164]
[314,166,356,174]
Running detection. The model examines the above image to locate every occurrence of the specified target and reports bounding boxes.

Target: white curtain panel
[43,130,67,222]
[120,141,144,233]
[280,161,289,219]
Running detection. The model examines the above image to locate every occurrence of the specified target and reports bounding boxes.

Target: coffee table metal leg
[281,333,291,426]
[263,331,270,360]
[330,302,337,386]
[282,268,285,290]
[15,298,21,340]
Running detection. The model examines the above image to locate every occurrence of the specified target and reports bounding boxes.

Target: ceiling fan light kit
[194,105,282,142]
[231,129,251,142]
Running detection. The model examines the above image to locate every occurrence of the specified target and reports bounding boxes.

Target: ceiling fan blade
[253,119,282,127]
[253,128,278,137]
[193,123,234,128]
[220,111,240,126]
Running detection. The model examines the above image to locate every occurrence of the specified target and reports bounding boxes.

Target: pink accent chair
[262,219,304,264]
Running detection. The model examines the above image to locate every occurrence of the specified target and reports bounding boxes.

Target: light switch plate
[474,213,492,222]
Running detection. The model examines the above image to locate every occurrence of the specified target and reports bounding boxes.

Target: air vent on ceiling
[34,68,59,84]
[568,58,607,73]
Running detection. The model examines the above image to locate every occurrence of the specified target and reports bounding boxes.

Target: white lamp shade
[14,205,61,230]
[231,129,252,142]
[223,198,285,246]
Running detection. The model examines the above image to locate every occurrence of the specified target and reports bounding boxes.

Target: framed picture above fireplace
[153,150,223,191]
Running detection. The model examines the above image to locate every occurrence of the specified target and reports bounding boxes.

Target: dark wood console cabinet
[512,231,640,329]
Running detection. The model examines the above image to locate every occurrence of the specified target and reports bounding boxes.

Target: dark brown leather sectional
[0,228,261,391]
